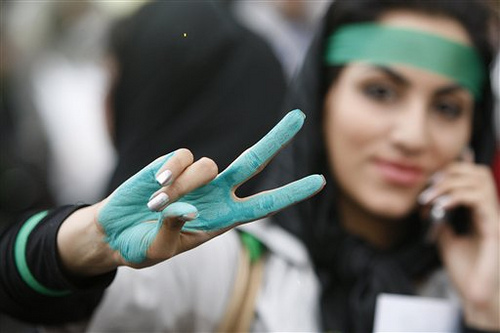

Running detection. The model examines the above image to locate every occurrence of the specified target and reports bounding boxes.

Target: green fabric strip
[14,211,70,296]
[325,23,485,99]
[239,231,266,263]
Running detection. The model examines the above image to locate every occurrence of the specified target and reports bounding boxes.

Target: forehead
[324,10,483,98]
[378,10,472,46]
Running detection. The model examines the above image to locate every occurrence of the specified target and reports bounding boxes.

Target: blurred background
[0,0,498,331]
[0,0,331,219]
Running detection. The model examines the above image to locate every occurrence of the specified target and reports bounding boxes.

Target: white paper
[373,293,460,332]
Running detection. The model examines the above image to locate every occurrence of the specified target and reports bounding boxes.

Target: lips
[374,159,424,186]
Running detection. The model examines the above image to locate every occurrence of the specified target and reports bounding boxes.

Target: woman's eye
[433,100,463,120]
[362,84,397,102]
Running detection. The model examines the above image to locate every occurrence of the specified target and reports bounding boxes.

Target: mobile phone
[423,147,474,241]
[424,197,472,242]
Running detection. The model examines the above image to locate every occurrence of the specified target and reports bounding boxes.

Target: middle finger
[149,157,218,211]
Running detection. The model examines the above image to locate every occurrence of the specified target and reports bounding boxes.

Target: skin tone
[323,10,499,330]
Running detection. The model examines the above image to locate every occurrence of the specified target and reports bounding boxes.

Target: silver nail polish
[147,192,169,211]
[430,203,446,222]
[418,187,433,204]
[156,170,173,186]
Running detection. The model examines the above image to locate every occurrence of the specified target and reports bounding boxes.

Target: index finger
[219,109,305,188]
[238,174,326,222]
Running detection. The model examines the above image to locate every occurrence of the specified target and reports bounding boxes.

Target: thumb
[160,202,199,232]
[147,202,199,260]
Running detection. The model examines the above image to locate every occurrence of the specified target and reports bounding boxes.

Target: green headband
[325,23,486,99]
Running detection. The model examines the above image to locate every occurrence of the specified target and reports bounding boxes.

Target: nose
[389,100,430,155]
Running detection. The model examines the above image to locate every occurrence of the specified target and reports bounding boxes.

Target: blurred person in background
[1,2,55,233]
[0,47,48,333]
[3,1,119,208]
[1,1,499,332]
[232,0,330,79]
[102,1,285,195]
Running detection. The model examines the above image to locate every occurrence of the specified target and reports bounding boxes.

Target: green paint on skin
[181,174,324,231]
[98,152,175,263]
[181,110,324,231]
[98,110,325,264]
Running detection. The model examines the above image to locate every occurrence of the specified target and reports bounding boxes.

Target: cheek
[429,121,471,168]
[323,86,394,217]
[324,88,387,174]
[324,97,410,218]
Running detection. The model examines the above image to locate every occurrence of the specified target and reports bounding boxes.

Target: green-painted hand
[98,109,325,264]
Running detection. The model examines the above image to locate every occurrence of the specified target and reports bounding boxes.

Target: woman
[269,0,499,331]
[1,0,498,332]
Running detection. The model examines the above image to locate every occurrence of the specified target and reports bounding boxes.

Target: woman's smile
[372,157,425,187]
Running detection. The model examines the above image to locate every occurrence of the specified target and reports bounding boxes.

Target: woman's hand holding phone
[419,151,499,330]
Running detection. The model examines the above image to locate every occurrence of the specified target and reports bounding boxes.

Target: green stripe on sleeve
[14,210,70,296]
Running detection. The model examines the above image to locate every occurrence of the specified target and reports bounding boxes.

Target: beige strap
[217,242,265,332]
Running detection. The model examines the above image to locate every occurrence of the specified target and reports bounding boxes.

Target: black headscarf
[106,1,286,195]
[265,1,498,331]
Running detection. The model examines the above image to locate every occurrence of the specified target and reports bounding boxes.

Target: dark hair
[269,1,498,331]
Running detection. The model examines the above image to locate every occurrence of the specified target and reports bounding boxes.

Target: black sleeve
[461,317,500,333]
[0,205,116,325]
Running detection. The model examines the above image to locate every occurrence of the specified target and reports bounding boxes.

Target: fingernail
[162,202,198,221]
[430,204,446,222]
[418,187,435,204]
[430,195,451,222]
[435,195,451,209]
[180,212,199,221]
[147,192,169,211]
[156,170,173,186]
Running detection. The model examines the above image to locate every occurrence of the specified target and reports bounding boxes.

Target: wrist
[57,203,120,276]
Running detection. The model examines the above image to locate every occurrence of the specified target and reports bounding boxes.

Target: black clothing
[0,75,55,234]
[107,1,286,196]
[0,205,115,324]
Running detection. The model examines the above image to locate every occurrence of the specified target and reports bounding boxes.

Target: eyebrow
[368,65,409,86]
[433,84,467,96]
[367,65,468,96]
